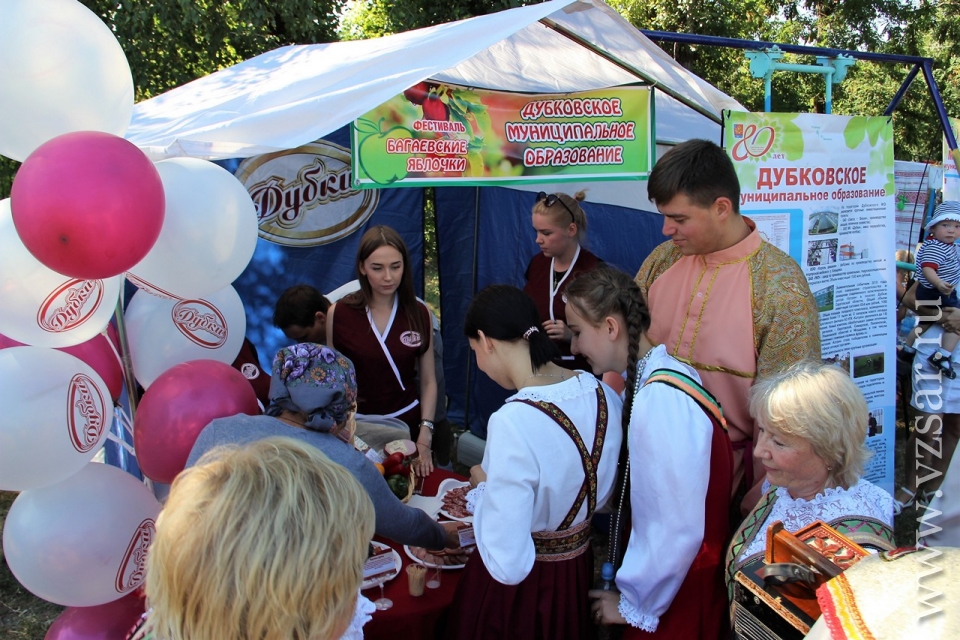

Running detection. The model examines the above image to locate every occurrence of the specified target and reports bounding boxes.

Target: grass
[0,492,64,640]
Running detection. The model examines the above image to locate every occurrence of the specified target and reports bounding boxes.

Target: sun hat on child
[926,200,960,231]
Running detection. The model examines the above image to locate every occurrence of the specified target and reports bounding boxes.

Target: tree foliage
[79,0,346,100]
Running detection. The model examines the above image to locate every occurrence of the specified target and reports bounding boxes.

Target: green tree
[80,0,347,101]
[339,0,531,40]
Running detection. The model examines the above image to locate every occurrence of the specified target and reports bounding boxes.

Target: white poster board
[725,111,896,494]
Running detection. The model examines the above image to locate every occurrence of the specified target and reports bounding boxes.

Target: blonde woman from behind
[132,436,376,640]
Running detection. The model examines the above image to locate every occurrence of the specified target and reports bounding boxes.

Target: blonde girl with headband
[327,225,438,476]
[446,285,621,640]
[564,266,732,640]
[523,190,603,372]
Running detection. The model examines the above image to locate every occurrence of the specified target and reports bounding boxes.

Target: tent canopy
[125,0,743,161]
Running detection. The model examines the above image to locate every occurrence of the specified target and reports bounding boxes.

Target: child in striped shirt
[901,201,960,378]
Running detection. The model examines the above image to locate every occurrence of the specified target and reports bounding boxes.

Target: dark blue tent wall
[436,186,667,437]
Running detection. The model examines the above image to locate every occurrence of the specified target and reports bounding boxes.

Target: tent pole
[463,186,482,431]
[539,18,721,125]
[921,60,960,163]
[884,64,921,116]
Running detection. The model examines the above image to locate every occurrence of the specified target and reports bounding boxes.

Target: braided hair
[565,266,651,430]
[564,265,651,568]
[464,285,560,371]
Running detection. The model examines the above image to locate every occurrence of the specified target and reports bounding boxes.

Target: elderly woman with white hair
[724,362,895,598]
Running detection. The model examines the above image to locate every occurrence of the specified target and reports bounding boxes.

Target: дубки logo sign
[172,299,228,348]
[37,279,104,333]
[115,518,155,593]
[236,140,378,247]
[66,373,106,453]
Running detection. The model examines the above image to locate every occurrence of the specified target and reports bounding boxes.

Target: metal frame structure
[640,30,960,166]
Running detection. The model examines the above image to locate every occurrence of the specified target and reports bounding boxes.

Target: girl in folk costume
[446,285,622,640]
[523,190,602,372]
[566,267,733,640]
[327,225,437,476]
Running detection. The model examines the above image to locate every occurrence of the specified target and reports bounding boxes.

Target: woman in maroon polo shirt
[523,190,602,372]
[327,225,437,476]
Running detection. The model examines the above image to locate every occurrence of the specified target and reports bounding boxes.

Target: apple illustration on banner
[356,118,412,185]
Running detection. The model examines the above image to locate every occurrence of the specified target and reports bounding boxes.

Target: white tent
[126,0,743,169]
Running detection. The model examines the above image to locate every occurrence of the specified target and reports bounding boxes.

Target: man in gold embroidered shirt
[635,139,820,514]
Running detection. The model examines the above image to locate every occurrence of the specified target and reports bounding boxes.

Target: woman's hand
[415,438,434,477]
[469,464,486,488]
[542,319,572,343]
[588,589,626,625]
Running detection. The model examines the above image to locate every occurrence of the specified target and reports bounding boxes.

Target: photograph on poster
[838,234,869,261]
[823,352,851,374]
[853,352,885,378]
[806,238,839,267]
[867,409,883,437]
[813,284,835,313]
[808,210,839,235]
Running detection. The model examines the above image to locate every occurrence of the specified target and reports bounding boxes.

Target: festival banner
[942,116,960,201]
[723,111,896,494]
[351,83,654,188]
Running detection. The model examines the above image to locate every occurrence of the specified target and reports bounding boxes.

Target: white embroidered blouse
[737,478,894,561]
[469,373,623,585]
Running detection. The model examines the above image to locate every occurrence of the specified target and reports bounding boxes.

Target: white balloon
[2,462,160,607]
[0,199,121,348]
[125,285,246,388]
[0,347,112,491]
[0,0,134,161]
[128,158,259,299]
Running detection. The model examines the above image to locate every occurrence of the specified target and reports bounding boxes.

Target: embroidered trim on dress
[618,594,660,633]
[532,519,591,561]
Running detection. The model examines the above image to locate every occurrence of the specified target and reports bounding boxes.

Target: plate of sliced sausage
[437,479,473,523]
[404,544,473,569]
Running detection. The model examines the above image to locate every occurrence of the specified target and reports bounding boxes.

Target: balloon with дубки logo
[123,284,246,389]
[0,198,121,349]
[2,461,161,607]
[0,346,111,492]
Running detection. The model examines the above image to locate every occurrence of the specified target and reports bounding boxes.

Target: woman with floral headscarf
[186,343,458,551]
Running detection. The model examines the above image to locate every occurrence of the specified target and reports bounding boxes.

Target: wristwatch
[419,419,435,433]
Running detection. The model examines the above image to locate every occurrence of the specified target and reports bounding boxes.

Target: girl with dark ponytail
[565,266,732,640]
[448,285,623,640]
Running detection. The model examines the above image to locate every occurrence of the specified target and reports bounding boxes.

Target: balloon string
[106,431,137,457]
[102,326,124,370]
[115,405,134,438]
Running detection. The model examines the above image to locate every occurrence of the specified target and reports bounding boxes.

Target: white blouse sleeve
[473,410,539,585]
[614,380,712,631]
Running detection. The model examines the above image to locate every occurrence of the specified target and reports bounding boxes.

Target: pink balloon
[44,589,146,640]
[60,326,123,400]
[10,131,164,279]
[0,327,123,400]
[134,359,259,483]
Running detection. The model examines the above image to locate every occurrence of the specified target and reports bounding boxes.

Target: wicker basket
[401,468,415,503]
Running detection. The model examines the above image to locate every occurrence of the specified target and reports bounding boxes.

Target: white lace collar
[507,371,597,403]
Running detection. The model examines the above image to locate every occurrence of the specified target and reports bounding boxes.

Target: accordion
[731,520,870,640]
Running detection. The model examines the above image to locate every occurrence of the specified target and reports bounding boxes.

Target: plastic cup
[407,564,426,597]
